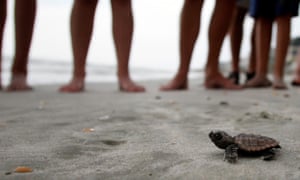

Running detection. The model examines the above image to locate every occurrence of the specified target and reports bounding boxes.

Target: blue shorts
[249,0,300,19]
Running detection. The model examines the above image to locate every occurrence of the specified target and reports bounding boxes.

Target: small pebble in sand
[260,111,271,119]
[14,166,33,173]
[98,115,110,121]
[253,102,259,106]
[168,100,177,105]
[5,172,12,175]
[37,101,46,110]
[283,94,290,98]
[219,101,229,106]
[236,118,243,122]
[245,112,251,116]
[155,95,162,100]
[284,117,293,121]
[82,128,95,133]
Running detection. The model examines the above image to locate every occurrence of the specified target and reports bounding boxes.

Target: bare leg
[0,0,7,90]
[7,0,36,91]
[273,15,290,90]
[246,21,257,82]
[229,7,247,74]
[111,0,145,92]
[228,6,247,85]
[160,0,203,91]
[59,0,98,93]
[205,0,242,89]
[292,48,300,86]
[245,18,272,88]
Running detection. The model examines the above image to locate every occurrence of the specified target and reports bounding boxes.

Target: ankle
[228,72,240,85]
[246,72,256,82]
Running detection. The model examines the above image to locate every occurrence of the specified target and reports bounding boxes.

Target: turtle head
[209,130,234,149]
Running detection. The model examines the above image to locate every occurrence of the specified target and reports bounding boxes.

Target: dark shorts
[236,0,249,9]
[249,0,300,19]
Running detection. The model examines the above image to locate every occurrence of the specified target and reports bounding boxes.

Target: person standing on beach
[227,0,256,85]
[59,0,145,93]
[160,0,242,91]
[245,0,300,89]
[0,0,37,91]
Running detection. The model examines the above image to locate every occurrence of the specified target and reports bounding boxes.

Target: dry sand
[1,80,300,179]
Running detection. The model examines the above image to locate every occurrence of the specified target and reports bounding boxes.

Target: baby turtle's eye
[215,133,222,140]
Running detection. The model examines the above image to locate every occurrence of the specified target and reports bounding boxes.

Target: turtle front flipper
[261,149,276,161]
[224,144,239,163]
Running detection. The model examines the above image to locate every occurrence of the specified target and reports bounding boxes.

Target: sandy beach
[1,80,300,179]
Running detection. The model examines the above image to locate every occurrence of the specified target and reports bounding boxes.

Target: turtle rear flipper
[224,144,238,163]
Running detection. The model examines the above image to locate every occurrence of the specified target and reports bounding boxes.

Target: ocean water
[2,1,300,85]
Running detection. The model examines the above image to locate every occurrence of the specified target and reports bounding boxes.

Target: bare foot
[6,74,32,92]
[245,72,256,83]
[244,76,272,88]
[291,77,300,86]
[119,77,145,93]
[205,73,242,90]
[160,77,187,91]
[59,78,85,93]
[272,78,287,90]
[227,71,239,85]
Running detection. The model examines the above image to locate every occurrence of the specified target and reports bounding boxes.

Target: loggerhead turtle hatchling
[209,130,281,163]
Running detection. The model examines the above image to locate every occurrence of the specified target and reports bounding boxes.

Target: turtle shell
[234,133,280,152]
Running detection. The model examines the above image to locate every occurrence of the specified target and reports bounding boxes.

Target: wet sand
[1,80,300,179]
